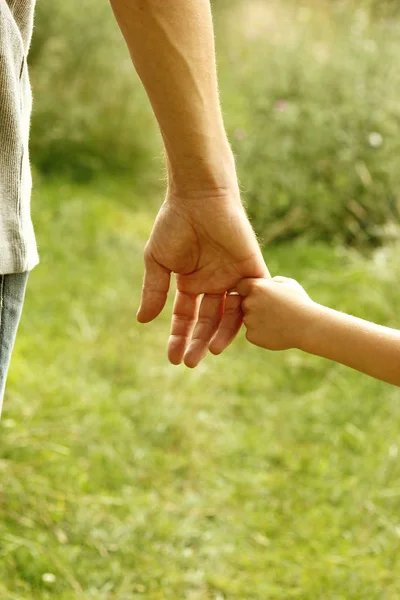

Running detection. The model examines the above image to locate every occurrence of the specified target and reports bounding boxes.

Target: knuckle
[172,312,193,324]
[196,314,216,327]
[245,329,256,344]
[143,249,153,266]
[248,279,260,291]
[250,279,266,295]
[286,278,298,286]
[242,314,253,329]
[241,298,253,313]
[143,242,156,263]
[143,281,164,296]
[224,304,240,317]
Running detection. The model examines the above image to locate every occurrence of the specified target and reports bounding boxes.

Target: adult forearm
[304,305,400,386]
[109,0,236,193]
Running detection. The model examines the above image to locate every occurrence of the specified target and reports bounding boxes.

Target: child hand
[236,276,317,351]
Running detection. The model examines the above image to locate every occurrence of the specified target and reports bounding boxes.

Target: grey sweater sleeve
[0,0,39,274]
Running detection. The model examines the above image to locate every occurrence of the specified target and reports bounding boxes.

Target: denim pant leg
[0,271,29,416]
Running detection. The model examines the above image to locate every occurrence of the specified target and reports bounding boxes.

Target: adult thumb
[136,255,171,323]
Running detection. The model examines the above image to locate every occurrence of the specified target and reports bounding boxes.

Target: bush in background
[29,0,161,182]
[30,0,400,245]
[217,1,400,246]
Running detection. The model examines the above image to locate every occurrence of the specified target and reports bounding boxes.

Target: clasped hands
[136,187,314,366]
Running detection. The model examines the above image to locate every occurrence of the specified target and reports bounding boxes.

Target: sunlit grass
[0,177,399,599]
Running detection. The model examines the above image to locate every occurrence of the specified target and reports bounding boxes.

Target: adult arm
[109,0,269,367]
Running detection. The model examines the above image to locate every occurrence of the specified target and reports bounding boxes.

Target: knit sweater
[0,0,39,274]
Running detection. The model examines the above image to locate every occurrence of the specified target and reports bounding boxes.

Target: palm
[137,191,270,367]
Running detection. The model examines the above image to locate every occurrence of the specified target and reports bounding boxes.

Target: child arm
[304,304,400,387]
[236,277,400,387]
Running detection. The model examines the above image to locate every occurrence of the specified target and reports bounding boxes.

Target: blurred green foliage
[218,1,400,246]
[29,0,161,182]
[2,175,400,598]
[30,0,400,244]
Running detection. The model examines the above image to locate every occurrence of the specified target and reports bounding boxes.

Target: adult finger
[183,293,225,368]
[208,293,243,355]
[168,289,201,365]
[136,252,171,323]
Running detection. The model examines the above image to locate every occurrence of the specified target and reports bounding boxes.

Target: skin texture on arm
[109,0,270,368]
[109,0,233,189]
[237,277,400,387]
[304,304,400,387]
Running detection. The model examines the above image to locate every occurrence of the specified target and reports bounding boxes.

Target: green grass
[0,177,400,599]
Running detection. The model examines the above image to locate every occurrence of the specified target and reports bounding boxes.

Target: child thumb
[235,278,256,297]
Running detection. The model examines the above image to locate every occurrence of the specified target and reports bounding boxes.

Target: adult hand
[136,185,270,368]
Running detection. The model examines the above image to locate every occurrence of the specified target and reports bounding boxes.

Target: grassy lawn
[1,177,400,599]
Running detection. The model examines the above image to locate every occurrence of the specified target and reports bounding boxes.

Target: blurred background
[29,0,400,245]
[1,0,400,598]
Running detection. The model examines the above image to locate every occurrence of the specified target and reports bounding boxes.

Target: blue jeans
[0,271,29,416]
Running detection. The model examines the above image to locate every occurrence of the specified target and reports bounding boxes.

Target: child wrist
[296,302,324,354]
